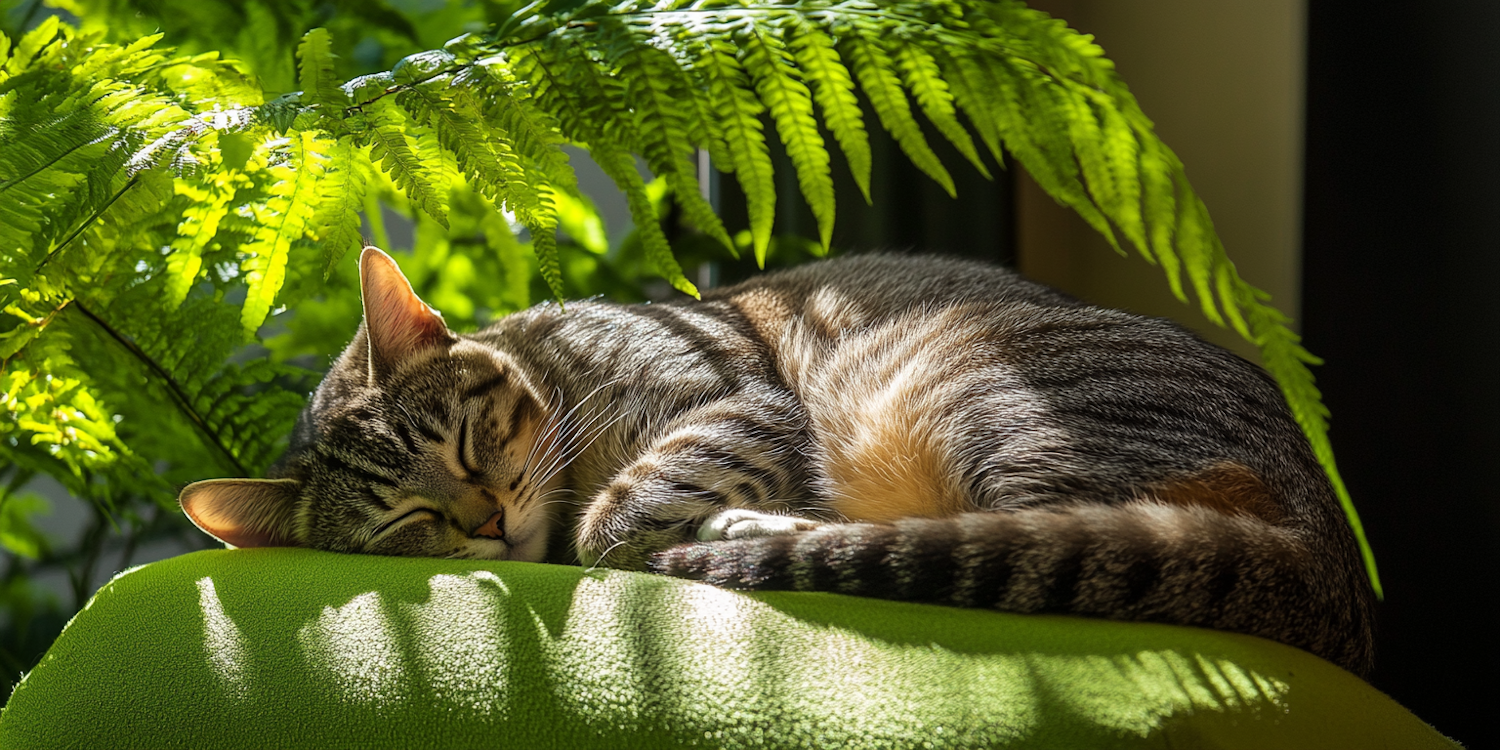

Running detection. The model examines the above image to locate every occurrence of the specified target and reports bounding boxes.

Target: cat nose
[474,510,505,540]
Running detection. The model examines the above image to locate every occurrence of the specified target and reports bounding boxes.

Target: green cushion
[0,549,1456,750]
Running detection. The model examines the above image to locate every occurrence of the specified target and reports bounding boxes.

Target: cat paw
[698,509,821,542]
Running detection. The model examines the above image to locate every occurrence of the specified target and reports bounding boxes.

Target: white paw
[698,509,822,542]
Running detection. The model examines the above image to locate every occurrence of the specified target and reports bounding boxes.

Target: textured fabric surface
[1,549,1457,749]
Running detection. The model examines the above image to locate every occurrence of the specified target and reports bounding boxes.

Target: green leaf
[789,20,872,205]
[296,28,350,109]
[603,18,733,254]
[895,42,990,180]
[593,145,696,298]
[742,21,835,252]
[165,170,240,309]
[845,34,954,198]
[530,185,565,303]
[364,98,449,227]
[690,34,777,264]
[310,139,370,278]
[239,131,325,338]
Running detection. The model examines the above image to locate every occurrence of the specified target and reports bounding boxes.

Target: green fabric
[1,549,1456,750]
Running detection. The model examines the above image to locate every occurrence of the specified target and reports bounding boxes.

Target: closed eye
[457,413,479,476]
[372,507,438,540]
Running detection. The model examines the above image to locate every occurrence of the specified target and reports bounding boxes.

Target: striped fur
[178,248,1376,677]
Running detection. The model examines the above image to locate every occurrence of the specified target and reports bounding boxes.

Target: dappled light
[297,591,407,707]
[195,576,250,697]
[5,550,1453,749]
[1019,648,1293,739]
[399,571,511,717]
[544,574,652,728]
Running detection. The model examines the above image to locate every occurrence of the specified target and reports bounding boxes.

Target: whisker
[518,389,558,470]
[521,387,568,478]
[522,487,578,513]
[586,539,631,572]
[523,381,615,482]
[528,398,624,489]
[534,409,625,486]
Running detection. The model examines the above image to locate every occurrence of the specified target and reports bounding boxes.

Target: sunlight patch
[400,572,509,717]
[543,574,649,728]
[196,576,250,697]
[297,591,406,706]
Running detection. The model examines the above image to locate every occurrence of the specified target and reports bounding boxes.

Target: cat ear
[179,478,301,548]
[359,246,455,378]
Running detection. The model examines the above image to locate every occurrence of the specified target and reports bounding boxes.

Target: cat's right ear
[359,246,456,380]
[179,478,301,548]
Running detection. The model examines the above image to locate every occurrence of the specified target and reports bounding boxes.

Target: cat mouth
[465,527,533,560]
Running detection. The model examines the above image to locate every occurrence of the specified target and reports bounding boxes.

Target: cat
[179,246,1376,677]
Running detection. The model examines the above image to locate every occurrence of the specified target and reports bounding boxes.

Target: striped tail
[649,504,1373,677]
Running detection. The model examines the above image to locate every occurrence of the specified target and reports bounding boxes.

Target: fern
[363,98,450,228]
[603,17,733,253]
[237,131,325,337]
[308,138,369,278]
[894,43,990,180]
[789,20,872,205]
[0,1,1381,594]
[689,34,778,262]
[845,33,955,198]
[742,21,836,251]
[164,170,239,309]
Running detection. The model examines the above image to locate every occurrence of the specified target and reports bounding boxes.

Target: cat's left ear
[179,478,302,548]
[359,246,456,379]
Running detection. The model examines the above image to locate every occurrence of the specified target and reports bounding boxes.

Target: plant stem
[33,175,140,275]
[70,302,249,476]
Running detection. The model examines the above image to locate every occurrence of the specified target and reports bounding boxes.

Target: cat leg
[575,392,818,570]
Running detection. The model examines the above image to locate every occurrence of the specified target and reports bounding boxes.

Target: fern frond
[197,359,307,471]
[894,42,990,180]
[1058,82,1126,246]
[309,138,369,278]
[239,131,325,338]
[1081,84,1145,253]
[843,33,954,198]
[1246,294,1379,596]
[602,17,733,253]
[400,80,540,222]
[530,184,565,303]
[469,63,579,197]
[1136,132,1184,296]
[741,21,835,252]
[931,48,1003,165]
[688,34,777,263]
[593,144,696,298]
[164,169,240,308]
[363,98,449,227]
[991,52,1119,250]
[296,28,348,109]
[788,20,872,205]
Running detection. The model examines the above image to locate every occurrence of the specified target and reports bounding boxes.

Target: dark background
[1302,2,1498,747]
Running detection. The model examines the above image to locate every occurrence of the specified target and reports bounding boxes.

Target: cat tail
[649,503,1373,677]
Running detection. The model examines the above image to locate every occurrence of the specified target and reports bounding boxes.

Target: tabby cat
[180,246,1376,676]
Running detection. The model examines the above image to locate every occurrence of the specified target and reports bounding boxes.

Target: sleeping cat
[180,246,1376,676]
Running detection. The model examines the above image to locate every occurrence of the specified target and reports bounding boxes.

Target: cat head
[179,247,562,562]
